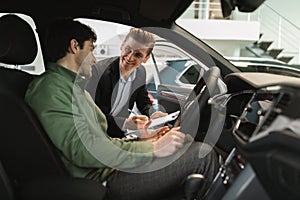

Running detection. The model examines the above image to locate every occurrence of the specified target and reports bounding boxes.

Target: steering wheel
[174,66,222,141]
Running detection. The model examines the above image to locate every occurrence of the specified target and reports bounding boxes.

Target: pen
[128,109,138,115]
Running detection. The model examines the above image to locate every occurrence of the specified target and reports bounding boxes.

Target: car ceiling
[1,0,265,74]
[0,0,194,29]
[1,0,265,38]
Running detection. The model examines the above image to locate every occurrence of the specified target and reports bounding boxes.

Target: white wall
[177,19,260,41]
[77,18,131,60]
[266,0,300,28]
[176,18,260,57]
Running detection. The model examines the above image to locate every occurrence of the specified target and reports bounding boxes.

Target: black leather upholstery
[0,161,15,200]
[0,14,106,200]
[0,68,70,182]
[0,14,37,65]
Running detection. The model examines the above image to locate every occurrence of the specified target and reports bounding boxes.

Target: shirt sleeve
[25,79,153,171]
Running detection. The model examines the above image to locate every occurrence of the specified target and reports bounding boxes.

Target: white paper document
[148,111,180,128]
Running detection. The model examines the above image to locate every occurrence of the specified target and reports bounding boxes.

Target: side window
[0,13,45,75]
[179,63,201,84]
[146,42,204,89]
[147,43,200,85]
[76,18,205,100]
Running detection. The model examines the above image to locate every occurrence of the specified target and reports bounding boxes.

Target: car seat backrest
[0,14,69,185]
[0,160,15,200]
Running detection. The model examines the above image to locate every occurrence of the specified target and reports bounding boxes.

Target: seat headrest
[0,14,38,65]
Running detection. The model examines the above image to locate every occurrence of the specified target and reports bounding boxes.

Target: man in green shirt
[25,18,218,200]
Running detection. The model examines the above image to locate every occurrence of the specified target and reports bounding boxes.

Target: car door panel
[156,84,193,113]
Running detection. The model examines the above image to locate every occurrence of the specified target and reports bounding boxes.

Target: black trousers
[106,142,219,200]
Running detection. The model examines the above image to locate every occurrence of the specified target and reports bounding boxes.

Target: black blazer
[86,56,152,138]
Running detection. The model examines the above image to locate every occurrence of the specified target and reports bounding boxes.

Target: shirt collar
[47,62,87,90]
[119,68,137,83]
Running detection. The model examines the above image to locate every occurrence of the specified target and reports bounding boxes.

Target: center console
[204,80,300,200]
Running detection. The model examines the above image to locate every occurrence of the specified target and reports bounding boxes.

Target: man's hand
[150,111,168,119]
[139,120,170,141]
[125,115,149,130]
[152,127,186,157]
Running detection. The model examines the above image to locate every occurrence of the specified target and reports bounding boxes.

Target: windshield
[175,0,300,78]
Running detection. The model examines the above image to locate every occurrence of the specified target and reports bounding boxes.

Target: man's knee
[189,142,217,160]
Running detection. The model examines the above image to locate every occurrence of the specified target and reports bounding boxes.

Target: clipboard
[148,110,180,129]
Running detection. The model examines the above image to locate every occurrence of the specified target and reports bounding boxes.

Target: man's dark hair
[45,18,97,62]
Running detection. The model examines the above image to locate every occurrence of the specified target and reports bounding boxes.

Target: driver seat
[0,14,106,199]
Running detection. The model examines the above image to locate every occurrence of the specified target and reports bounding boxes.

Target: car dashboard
[204,72,300,200]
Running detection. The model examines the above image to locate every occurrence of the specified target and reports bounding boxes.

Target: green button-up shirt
[25,63,153,182]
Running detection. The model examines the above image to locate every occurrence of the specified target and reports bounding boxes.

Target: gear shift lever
[184,174,205,200]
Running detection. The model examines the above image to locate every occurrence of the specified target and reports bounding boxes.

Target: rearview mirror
[221,0,266,18]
